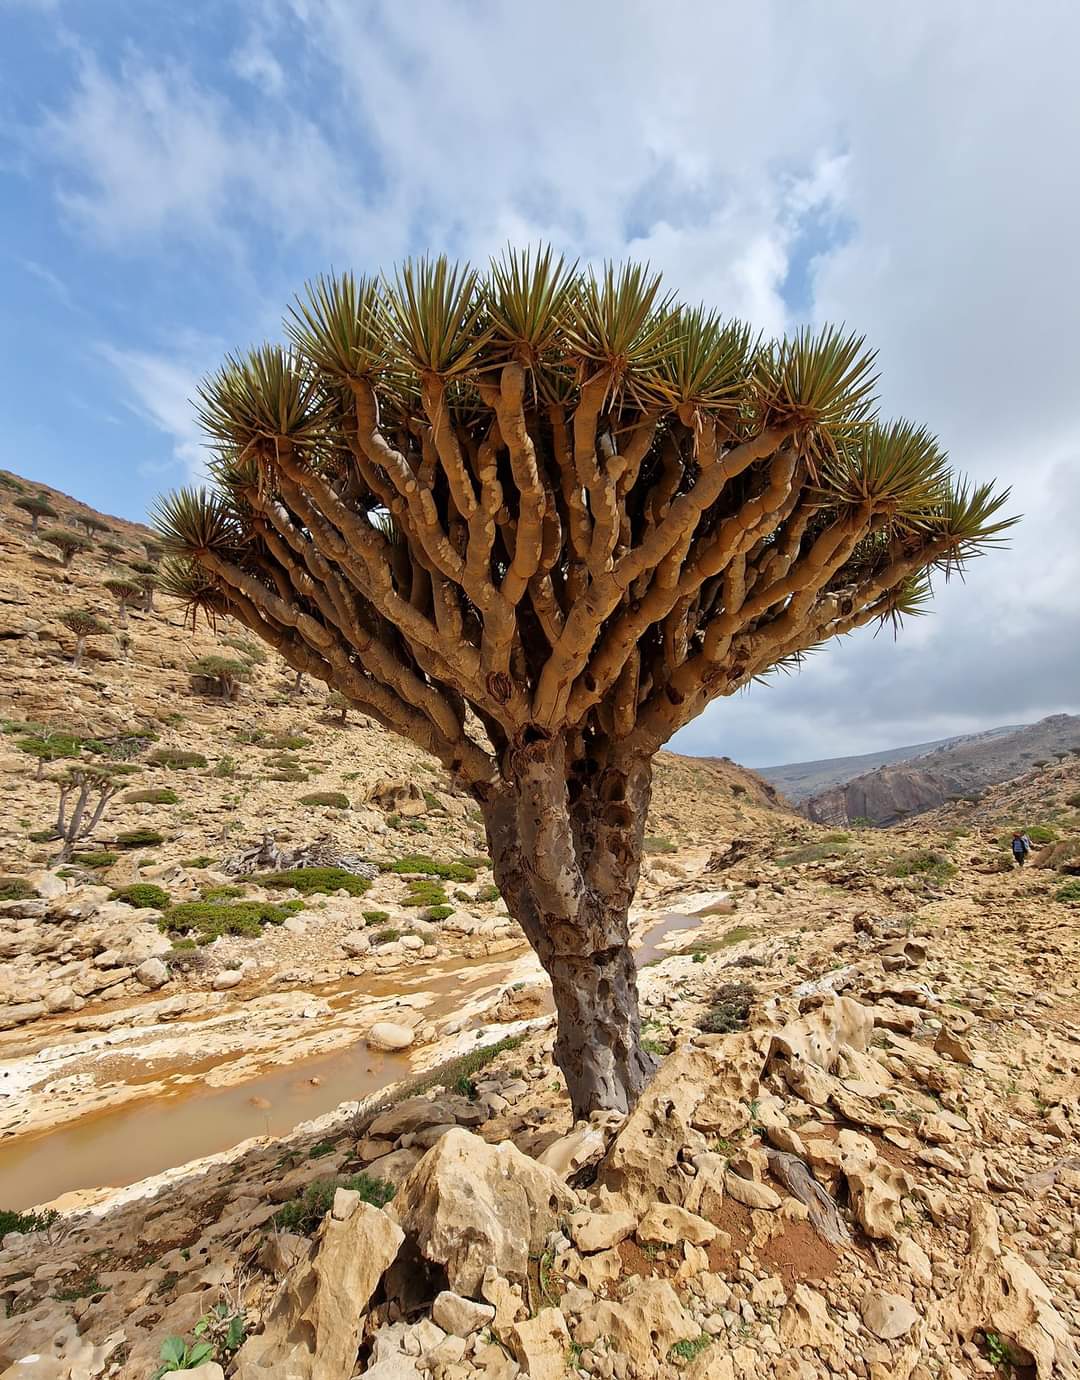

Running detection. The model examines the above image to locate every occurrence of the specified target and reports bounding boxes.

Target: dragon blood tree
[155,250,1013,1117]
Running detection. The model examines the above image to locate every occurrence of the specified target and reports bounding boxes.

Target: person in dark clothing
[1011,832,1031,866]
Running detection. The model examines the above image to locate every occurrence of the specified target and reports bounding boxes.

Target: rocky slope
[2,761,1079,1378]
[803,714,1080,826]
[759,727,1024,804]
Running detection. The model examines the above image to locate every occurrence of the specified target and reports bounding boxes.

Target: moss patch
[257,867,371,897]
[159,899,302,942]
[108,883,171,911]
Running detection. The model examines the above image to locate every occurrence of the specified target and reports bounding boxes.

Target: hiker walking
[1011,832,1032,866]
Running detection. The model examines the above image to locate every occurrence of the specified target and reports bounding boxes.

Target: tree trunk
[482,731,658,1120]
[73,636,86,669]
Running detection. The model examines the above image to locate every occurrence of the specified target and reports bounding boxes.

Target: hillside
[759,725,1023,803]
[4,469,1080,1380]
[803,713,1080,825]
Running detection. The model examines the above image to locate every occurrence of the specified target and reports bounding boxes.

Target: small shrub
[238,729,310,751]
[153,1335,215,1378]
[115,827,165,849]
[123,787,178,805]
[886,849,957,883]
[71,850,118,869]
[669,1336,712,1363]
[299,791,350,809]
[213,756,239,779]
[699,981,755,1034]
[222,634,267,664]
[181,854,216,869]
[0,875,34,902]
[372,927,401,944]
[201,883,244,900]
[475,882,501,903]
[401,879,449,908]
[257,867,371,896]
[273,1174,394,1233]
[719,924,756,946]
[383,854,475,881]
[362,909,390,924]
[425,904,453,921]
[643,834,677,854]
[159,899,302,942]
[0,1207,59,1235]
[109,883,171,911]
[1056,879,1080,905]
[148,748,207,770]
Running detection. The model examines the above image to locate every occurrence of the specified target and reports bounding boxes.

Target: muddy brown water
[0,910,701,1209]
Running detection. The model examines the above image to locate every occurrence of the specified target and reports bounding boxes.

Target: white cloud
[230,40,285,96]
[26,1,1080,763]
[97,341,216,481]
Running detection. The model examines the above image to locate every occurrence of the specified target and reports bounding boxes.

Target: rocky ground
[0,755,1078,1379]
[2,473,1080,1379]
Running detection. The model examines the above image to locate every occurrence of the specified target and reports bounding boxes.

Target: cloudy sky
[2,1,1077,766]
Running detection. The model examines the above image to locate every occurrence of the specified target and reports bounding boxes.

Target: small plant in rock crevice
[272,1173,394,1233]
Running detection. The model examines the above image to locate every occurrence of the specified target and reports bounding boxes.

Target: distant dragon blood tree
[155,250,1014,1117]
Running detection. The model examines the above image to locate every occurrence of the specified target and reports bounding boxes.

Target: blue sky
[2,1,1078,763]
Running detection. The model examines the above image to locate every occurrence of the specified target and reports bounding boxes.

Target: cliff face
[805,713,1080,824]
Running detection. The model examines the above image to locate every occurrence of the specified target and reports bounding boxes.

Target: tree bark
[482,731,658,1120]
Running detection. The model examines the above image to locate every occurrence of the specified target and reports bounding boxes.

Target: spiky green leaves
[382,256,490,379]
[486,244,577,368]
[818,420,951,520]
[561,261,673,391]
[754,326,878,454]
[196,346,330,452]
[156,558,233,626]
[642,307,756,417]
[923,479,1017,568]
[287,273,386,380]
[153,488,239,557]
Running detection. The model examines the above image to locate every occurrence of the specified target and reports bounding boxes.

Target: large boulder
[367,1021,415,1052]
[596,1034,764,1211]
[234,1189,403,1379]
[391,1128,576,1297]
[368,778,428,817]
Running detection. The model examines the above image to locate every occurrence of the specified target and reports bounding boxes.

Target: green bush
[181,855,216,869]
[997,823,1057,848]
[382,854,476,881]
[886,849,957,882]
[148,748,207,770]
[698,981,755,1034]
[109,883,171,911]
[71,850,118,869]
[372,928,401,944]
[123,787,179,805]
[401,879,449,908]
[201,883,244,901]
[238,729,310,751]
[299,791,350,809]
[425,904,453,921]
[272,1173,394,1233]
[644,834,677,854]
[115,827,165,849]
[1056,879,1080,906]
[257,867,371,897]
[0,876,34,902]
[0,1207,59,1236]
[159,899,302,943]
[362,910,390,924]
[475,883,501,903]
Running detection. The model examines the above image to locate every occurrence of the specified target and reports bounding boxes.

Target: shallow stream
[0,909,700,1209]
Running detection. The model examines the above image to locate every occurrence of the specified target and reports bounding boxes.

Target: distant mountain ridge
[799,714,1080,826]
[759,725,1025,803]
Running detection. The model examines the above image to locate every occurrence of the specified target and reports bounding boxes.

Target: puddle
[0,909,705,1209]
